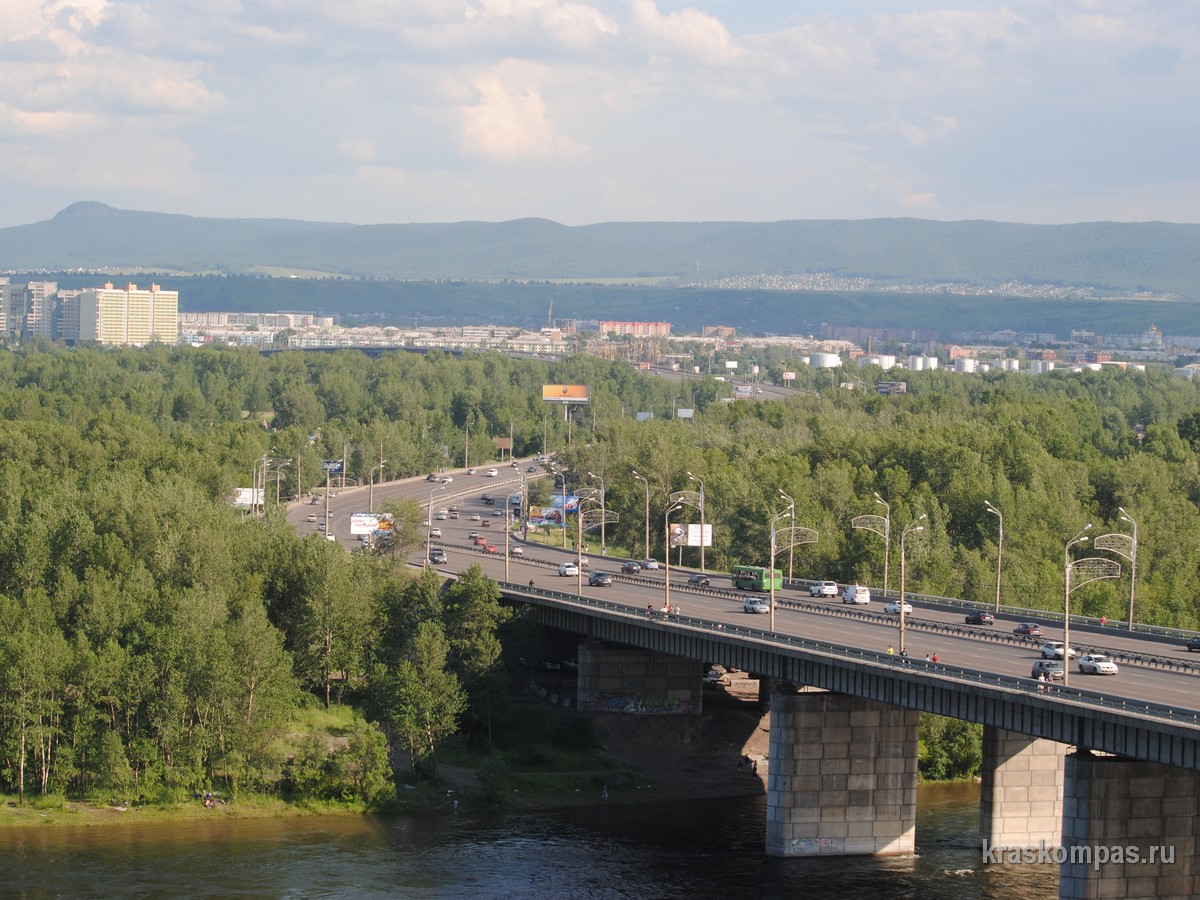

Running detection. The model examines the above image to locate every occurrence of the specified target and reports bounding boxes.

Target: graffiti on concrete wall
[578,690,691,715]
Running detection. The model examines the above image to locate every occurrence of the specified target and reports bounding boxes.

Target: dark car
[966,611,996,625]
[621,561,642,574]
[687,574,711,587]
[1031,659,1064,681]
[1187,636,1200,652]
[588,571,613,587]
[1013,622,1044,638]
[426,473,439,482]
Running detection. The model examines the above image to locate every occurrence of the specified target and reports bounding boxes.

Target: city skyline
[2,1,1198,230]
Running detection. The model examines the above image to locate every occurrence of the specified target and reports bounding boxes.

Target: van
[842,585,871,605]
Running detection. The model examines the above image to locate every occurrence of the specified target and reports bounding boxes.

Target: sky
[2,0,1198,228]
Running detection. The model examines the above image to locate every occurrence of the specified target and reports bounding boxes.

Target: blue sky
[1,0,1196,228]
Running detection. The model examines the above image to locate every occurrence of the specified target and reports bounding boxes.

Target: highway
[287,465,1200,715]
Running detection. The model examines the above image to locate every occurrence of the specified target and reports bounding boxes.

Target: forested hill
[3,202,1199,299]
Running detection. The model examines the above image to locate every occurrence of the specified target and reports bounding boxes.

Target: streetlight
[1063,525,1091,687]
[664,502,684,614]
[425,484,445,567]
[270,458,292,505]
[505,488,523,581]
[769,507,792,632]
[1119,508,1138,631]
[368,460,387,513]
[687,471,706,572]
[778,488,796,582]
[588,471,606,556]
[632,470,650,563]
[985,501,1003,613]
[874,492,891,600]
[898,515,926,655]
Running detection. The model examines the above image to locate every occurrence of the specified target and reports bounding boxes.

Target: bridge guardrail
[505,581,1200,728]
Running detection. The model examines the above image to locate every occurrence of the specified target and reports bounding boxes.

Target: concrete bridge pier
[1059,752,1199,899]
[575,643,702,715]
[765,689,918,856]
[979,726,1064,849]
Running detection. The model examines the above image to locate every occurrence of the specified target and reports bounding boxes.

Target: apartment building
[77,282,179,346]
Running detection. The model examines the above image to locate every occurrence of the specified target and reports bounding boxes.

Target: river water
[1,783,1053,899]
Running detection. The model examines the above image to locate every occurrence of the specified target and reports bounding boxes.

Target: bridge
[509,581,1200,899]
[295,470,1200,898]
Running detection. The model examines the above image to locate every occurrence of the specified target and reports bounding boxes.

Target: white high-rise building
[78,283,179,346]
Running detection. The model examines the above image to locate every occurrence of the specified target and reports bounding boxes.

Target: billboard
[782,371,796,382]
[322,459,344,474]
[669,523,712,547]
[529,495,579,526]
[232,487,263,509]
[350,512,394,536]
[677,408,694,419]
[542,384,591,404]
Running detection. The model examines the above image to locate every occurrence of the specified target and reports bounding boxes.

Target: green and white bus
[731,565,783,592]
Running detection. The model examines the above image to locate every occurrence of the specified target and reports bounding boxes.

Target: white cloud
[460,63,587,160]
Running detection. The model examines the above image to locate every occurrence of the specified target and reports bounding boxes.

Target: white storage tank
[908,356,926,371]
[813,352,842,368]
[923,356,939,370]
[955,357,978,374]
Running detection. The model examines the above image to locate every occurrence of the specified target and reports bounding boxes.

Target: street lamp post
[632,470,650,563]
[769,507,792,632]
[874,492,891,600]
[898,515,926,655]
[1063,525,1092,687]
[664,502,684,614]
[368,460,387,513]
[588,472,606,556]
[505,488,522,581]
[778,488,796,582]
[425,484,445,567]
[1120,507,1138,631]
[687,471,706,572]
[985,501,1003,613]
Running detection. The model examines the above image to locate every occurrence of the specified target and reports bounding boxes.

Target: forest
[1,342,1199,805]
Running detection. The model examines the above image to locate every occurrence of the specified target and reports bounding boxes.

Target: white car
[429,527,442,538]
[743,598,770,614]
[842,585,871,604]
[440,475,454,483]
[486,468,499,477]
[810,581,839,598]
[467,467,476,475]
[1040,641,1078,660]
[1078,653,1119,675]
[883,600,913,615]
[558,563,579,576]
[510,546,524,556]
[642,558,660,570]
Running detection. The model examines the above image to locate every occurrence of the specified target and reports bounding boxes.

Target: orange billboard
[542,384,591,403]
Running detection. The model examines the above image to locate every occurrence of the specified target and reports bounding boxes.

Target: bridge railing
[505,580,1200,728]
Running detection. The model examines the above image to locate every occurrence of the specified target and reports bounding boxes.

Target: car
[579,557,590,570]
[1187,636,1200,652]
[486,469,499,477]
[466,467,476,475]
[484,544,498,553]
[842,585,871,604]
[426,474,439,482]
[621,562,642,574]
[1078,653,1119,675]
[1013,623,1044,638]
[965,611,996,625]
[317,522,326,532]
[481,494,495,505]
[810,581,839,598]
[642,558,660,570]
[468,530,479,539]
[435,511,448,520]
[470,513,481,521]
[429,527,442,538]
[562,658,578,670]
[310,496,321,505]
[510,546,524,556]
[328,491,337,498]
[511,460,520,468]
[480,519,491,527]
[440,475,453,483]
[743,597,770,614]
[449,509,459,519]
[589,571,613,586]
[1040,641,1078,660]
[474,536,488,546]
[540,659,561,671]
[429,548,448,564]
[325,533,337,542]
[1031,659,1065,681]
[687,574,711,587]
[558,563,580,576]
[883,600,913,615]
[703,668,730,687]
[306,513,317,522]
[492,508,504,516]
